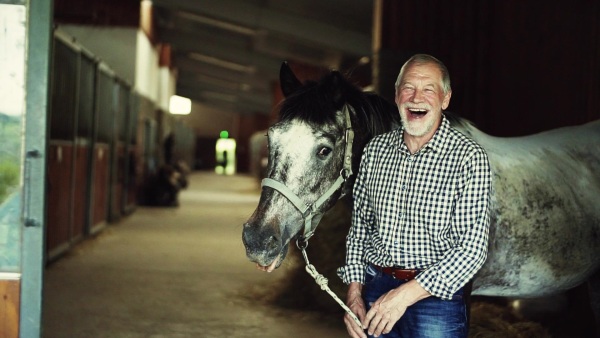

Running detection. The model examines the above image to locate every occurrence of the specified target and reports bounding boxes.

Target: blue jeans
[362,264,468,338]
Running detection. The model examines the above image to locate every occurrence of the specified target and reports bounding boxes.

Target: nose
[242,222,281,262]
[411,88,425,103]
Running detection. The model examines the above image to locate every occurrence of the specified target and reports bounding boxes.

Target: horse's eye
[317,147,332,157]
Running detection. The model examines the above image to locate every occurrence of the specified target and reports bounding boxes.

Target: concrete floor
[43,172,347,338]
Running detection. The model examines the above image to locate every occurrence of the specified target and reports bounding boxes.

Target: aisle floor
[42,171,347,338]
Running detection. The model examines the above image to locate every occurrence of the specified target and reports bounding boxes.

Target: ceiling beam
[152,0,371,57]
[174,57,274,92]
[177,83,273,115]
[162,30,296,77]
[177,77,271,105]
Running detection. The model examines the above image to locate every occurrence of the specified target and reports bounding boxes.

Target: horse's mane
[278,71,400,137]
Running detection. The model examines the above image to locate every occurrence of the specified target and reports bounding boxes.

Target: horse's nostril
[267,235,279,249]
[242,225,254,247]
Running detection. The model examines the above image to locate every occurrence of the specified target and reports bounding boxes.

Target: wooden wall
[0,279,20,338]
[375,0,600,136]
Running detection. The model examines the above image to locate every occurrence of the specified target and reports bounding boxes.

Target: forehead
[270,121,314,143]
[270,115,342,140]
[268,121,322,174]
[401,63,443,86]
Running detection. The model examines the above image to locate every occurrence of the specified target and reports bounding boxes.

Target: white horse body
[459,120,600,297]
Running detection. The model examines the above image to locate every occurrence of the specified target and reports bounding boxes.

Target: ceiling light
[169,95,191,115]
[358,56,370,65]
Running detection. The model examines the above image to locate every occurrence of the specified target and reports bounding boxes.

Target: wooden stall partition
[124,146,138,212]
[90,143,110,234]
[46,33,79,260]
[46,142,75,259]
[71,142,91,239]
[75,50,97,237]
[0,278,20,338]
[110,142,126,221]
[94,64,116,229]
[107,81,130,222]
[121,88,138,215]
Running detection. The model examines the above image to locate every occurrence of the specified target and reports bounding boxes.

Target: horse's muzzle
[242,222,284,267]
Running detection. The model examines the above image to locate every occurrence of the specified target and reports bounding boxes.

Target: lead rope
[297,238,364,330]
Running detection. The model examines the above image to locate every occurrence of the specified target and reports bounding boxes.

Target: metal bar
[21,0,53,336]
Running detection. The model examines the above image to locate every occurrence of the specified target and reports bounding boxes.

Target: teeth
[408,108,427,112]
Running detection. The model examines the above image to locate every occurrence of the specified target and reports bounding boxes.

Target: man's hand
[363,280,431,337]
[344,282,367,338]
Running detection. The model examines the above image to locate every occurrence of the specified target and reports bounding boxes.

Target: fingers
[345,301,367,338]
[364,304,384,337]
[371,313,391,337]
[364,302,376,324]
[364,304,398,337]
[344,312,367,338]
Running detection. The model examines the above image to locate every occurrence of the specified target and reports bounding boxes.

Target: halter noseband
[261,104,355,242]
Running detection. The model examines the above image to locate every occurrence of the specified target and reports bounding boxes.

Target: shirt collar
[392,114,452,155]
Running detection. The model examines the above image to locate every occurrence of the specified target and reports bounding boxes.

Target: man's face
[395,62,451,137]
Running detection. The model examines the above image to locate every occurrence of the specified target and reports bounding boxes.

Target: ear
[442,90,452,110]
[327,71,345,107]
[280,61,302,97]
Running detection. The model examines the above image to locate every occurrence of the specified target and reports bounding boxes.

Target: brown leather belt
[373,264,420,281]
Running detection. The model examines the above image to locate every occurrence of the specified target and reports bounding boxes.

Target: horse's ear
[280,61,302,98]
[329,71,346,107]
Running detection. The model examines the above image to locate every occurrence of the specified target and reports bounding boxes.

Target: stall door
[0,1,51,337]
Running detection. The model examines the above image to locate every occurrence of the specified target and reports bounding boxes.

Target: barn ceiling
[151,0,374,115]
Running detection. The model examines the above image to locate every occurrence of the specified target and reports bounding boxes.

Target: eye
[317,147,332,158]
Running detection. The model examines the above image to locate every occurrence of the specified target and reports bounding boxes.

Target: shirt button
[402,185,406,190]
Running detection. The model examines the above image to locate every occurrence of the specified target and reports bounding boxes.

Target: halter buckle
[296,237,308,250]
[340,168,350,180]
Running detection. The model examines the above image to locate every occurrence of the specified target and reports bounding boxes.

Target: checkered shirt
[337,116,492,300]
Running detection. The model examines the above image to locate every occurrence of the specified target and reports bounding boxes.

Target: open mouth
[256,254,282,272]
[255,242,289,273]
[407,107,429,118]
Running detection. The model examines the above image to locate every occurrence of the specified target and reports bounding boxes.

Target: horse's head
[242,62,399,271]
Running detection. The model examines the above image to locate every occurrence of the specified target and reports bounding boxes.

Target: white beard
[399,104,438,137]
[402,116,436,137]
